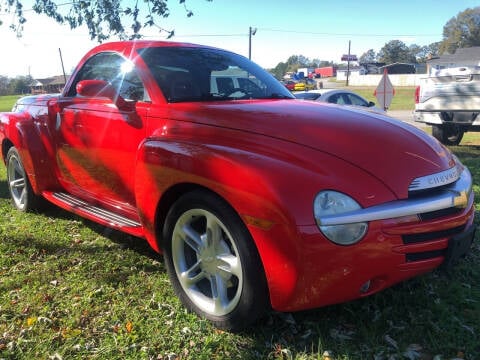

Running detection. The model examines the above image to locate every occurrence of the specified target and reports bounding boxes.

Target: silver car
[295,89,385,114]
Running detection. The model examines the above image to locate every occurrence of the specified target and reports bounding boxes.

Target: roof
[83,40,214,60]
[34,75,69,87]
[427,47,480,66]
[379,63,416,74]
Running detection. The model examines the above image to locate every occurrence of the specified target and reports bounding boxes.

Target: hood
[167,100,454,198]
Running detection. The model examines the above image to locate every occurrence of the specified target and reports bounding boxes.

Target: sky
[0,0,479,78]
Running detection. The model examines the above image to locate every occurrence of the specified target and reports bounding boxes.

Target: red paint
[0,41,475,313]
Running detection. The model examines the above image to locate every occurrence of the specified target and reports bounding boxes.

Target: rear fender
[0,109,59,194]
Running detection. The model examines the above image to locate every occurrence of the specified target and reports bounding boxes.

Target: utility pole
[346,40,351,86]
[249,27,257,60]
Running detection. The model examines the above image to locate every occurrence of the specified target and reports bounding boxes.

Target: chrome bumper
[317,167,473,226]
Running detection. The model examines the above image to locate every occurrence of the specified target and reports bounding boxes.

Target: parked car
[293,78,316,91]
[295,89,385,114]
[0,41,475,331]
[282,79,297,91]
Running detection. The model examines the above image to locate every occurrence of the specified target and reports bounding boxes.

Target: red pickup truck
[1,41,476,331]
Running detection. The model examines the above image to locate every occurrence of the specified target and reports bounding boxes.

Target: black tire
[6,147,44,212]
[432,123,464,146]
[162,190,269,331]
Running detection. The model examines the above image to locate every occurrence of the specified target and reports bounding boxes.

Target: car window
[67,52,148,101]
[215,77,235,94]
[139,46,294,102]
[237,77,262,94]
[328,94,345,104]
[346,93,368,107]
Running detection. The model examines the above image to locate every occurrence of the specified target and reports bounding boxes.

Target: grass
[0,95,21,112]
[1,87,415,114]
[348,86,415,111]
[0,96,479,359]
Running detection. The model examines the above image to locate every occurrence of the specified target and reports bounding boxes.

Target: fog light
[359,280,371,294]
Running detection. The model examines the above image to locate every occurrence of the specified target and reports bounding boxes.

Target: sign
[341,54,357,61]
[374,69,395,110]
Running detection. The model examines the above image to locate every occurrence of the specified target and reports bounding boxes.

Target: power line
[258,27,441,38]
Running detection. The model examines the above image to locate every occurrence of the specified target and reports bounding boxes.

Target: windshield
[139,46,294,102]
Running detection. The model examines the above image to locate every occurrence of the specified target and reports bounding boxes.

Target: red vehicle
[283,79,297,91]
[314,66,337,78]
[0,41,476,331]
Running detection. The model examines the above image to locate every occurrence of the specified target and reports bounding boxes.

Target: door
[55,52,149,214]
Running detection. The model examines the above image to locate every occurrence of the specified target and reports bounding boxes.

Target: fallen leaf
[125,321,133,333]
[26,317,37,327]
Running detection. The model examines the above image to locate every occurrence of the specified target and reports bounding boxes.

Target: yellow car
[293,79,316,91]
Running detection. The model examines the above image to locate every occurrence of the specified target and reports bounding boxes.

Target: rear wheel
[432,123,464,146]
[163,190,269,331]
[6,147,43,212]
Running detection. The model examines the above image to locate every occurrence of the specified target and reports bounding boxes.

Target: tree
[377,40,416,64]
[8,75,33,95]
[359,49,377,64]
[0,0,211,42]
[271,62,288,80]
[439,7,480,54]
[0,75,10,96]
[409,42,440,63]
[424,42,441,59]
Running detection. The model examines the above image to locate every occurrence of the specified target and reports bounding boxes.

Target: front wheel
[6,147,43,212]
[162,190,269,331]
[432,123,464,146]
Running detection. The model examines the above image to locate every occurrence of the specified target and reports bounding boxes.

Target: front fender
[133,135,396,309]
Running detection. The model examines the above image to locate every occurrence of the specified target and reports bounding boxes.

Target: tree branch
[1,0,212,42]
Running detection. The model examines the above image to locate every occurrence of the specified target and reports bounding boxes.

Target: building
[378,63,416,74]
[336,66,366,81]
[30,75,69,94]
[426,47,480,74]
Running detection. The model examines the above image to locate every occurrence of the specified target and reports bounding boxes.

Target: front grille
[408,165,462,194]
[406,250,444,262]
[418,207,462,221]
[402,225,465,244]
[408,183,450,198]
[401,166,471,264]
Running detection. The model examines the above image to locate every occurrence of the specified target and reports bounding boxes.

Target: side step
[42,191,145,238]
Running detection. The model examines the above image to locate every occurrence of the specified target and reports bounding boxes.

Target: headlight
[314,191,368,245]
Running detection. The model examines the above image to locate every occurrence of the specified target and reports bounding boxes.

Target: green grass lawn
[0,95,21,112]
[1,88,414,113]
[0,95,479,359]
[349,86,415,111]
[0,147,478,359]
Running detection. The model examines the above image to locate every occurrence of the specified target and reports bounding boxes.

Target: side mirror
[368,101,376,107]
[76,80,134,111]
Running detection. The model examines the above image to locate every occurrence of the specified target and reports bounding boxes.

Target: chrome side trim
[52,192,142,228]
[317,168,473,226]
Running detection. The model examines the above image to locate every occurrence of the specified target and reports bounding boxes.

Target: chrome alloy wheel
[7,150,28,211]
[171,208,243,316]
